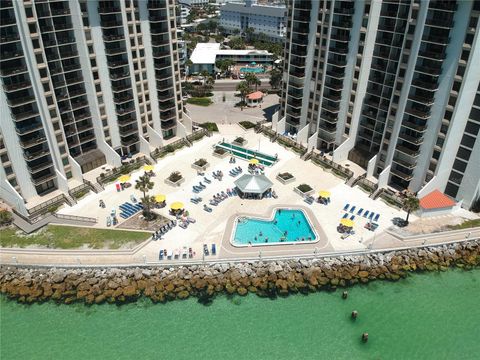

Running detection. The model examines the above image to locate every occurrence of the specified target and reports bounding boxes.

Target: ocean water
[1,269,479,360]
[234,209,316,245]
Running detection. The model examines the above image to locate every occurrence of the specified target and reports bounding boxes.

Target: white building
[219,0,287,42]
[0,0,191,217]
[276,0,480,210]
[189,43,272,73]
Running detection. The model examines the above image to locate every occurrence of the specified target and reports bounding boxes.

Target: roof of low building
[419,190,456,210]
[221,3,286,17]
[234,174,273,194]
[190,43,272,64]
[247,91,264,100]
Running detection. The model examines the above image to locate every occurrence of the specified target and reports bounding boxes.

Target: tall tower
[276,0,480,209]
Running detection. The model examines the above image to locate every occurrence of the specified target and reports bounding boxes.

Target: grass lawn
[448,219,480,230]
[198,122,219,132]
[0,225,151,249]
[239,121,256,129]
[187,97,212,106]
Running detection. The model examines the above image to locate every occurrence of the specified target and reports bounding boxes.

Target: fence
[68,183,91,200]
[310,153,354,181]
[150,129,209,160]
[356,177,378,194]
[27,194,69,219]
[96,156,149,185]
[376,188,405,208]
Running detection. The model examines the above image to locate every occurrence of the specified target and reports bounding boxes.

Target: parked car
[239,73,245,79]
[231,73,238,79]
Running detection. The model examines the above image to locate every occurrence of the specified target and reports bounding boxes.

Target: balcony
[20,135,47,149]
[68,88,86,98]
[398,132,423,145]
[107,60,129,69]
[0,33,20,43]
[148,1,166,9]
[53,23,73,31]
[7,95,35,107]
[11,108,38,122]
[161,120,176,129]
[329,46,348,55]
[152,50,170,58]
[116,106,135,115]
[396,145,420,157]
[429,1,457,12]
[322,103,340,113]
[402,120,426,132]
[418,49,445,61]
[121,136,139,146]
[98,7,121,14]
[3,80,31,92]
[78,134,96,144]
[409,93,434,105]
[0,66,27,77]
[390,168,413,181]
[101,21,123,28]
[149,15,168,22]
[412,79,438,91]
[112,82,130,92]
[24,147,49,161]
[105,47,127,56]
[425,17,454,28]
[0,17,16,27]
[404,106,430,119]
[28,159,53,173]
[31,172,56,185]
[328,57,347,67]
[330,33,350,42]
[392,157,416,169]
[150,25,169,34]
[74,112,91,121]
[332,21,352,30]
[110,71,130,80]
[114,94,134,104]
[119,126,138,136]
[70,100,88,111]
[1,50,23,61]
[50,8,70,16]
[323,80,343,91]
[117,115,136,125]
[423,34,450,45]
[415,64,441,76]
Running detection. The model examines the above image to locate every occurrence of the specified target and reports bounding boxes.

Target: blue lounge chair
[357,208,364,216]
[342,213,348,219]
[350,215,355,220]
[343,203,350,211]
[374,213,380,222]
[349,205,356,213]
[369,212,374,220]
[363,210,369,218]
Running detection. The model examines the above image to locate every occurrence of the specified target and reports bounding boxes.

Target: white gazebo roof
[234,174,273,194]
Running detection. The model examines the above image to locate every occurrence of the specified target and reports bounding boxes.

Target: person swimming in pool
[259,231,263,237]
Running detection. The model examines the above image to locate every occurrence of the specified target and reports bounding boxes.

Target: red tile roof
[419,190,456,210]
[247,91,263,100]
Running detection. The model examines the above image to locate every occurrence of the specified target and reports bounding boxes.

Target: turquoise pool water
[217,142,277,166]
[233,209,316,245]
[240,67,264,73]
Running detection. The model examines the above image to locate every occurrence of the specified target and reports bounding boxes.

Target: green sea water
[1,269,479,360]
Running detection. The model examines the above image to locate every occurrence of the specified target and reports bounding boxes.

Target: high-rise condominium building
[0,0,190,214]
[275,0,480,209]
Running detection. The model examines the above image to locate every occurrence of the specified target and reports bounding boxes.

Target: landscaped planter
[276,172,296,185]
[191,159,209,171]
[164,177,185,187]
[294,184,314,197]
[232,137,247,147]
[213,148,229,158]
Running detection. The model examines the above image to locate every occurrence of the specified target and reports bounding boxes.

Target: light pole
[143,254,147,264]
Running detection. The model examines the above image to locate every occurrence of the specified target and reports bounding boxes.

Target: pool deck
[2,124,478,267]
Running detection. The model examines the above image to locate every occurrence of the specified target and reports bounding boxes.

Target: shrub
[100,173,105,178]
[234,137,245,144]
[239,121,256,129]
[187,97,212,106]
[194,158,207,167]
[199,122,219,132]
[0,210,13,226]
[168,171,182,182]
[48,205,59,214]
[74,190,89,199]
[214,148,226,155]
[165,145,175,153]
[278,172,293,180]
[297,184,312,193]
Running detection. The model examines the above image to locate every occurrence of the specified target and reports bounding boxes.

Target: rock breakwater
[1,241,479,305]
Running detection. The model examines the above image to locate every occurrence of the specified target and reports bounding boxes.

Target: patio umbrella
[155,194,166,203]
[251,61,257,65]
[143,165,154,172]
[118,175,130,183]
[249,158,259,165]
[340,218,354,227]
[170,201,184,210]
[318,190,331,198]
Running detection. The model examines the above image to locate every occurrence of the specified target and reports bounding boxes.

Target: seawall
[1,240,479,305]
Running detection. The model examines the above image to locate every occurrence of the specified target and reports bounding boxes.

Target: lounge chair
[374,213,380,222]
[187,217,196,223]
[211,243,216,255]
[369,212,374,220]
[350,215,355,220]
[203,205,213,212]
[179,222,188,229]
[342,213,348,219]
[357,208,364,216]
[203,177,211,184]
[363,210,369,218]
[343,203,349,211]
[349,205,356,213]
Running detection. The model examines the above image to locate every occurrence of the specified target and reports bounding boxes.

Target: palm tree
[403,195,419,224]
[200,69,210,86]
[269,68,282,89]
[245,73,261,91]
[236,81,250,110]
[245,27,255,42]
[135,174,154,220]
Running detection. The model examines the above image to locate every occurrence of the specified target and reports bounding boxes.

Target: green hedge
[239,121,256,129]
[199,122,219,132]
[187,97,212,106]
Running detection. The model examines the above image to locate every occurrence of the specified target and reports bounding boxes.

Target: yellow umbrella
[318,190,331,198]
[170,201,184,210]
[249,158,259,165]
[118,175,130,183]
[143,165,154,172]
[155,194,166,203]
[340,218,354,227]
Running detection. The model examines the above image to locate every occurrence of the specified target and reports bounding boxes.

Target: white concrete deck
[57,125,411,263]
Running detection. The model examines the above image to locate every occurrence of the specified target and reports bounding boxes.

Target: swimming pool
[216,142,277,166]
[240,67,264,73]
[232,209,317,246]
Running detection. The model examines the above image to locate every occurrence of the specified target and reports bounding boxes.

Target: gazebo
[246,91,264,107]
[234,174,273,199]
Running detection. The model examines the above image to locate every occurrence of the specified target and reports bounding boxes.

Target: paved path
[1,227,478,267]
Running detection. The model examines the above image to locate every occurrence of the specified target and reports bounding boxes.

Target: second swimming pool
[232,209,317,246]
